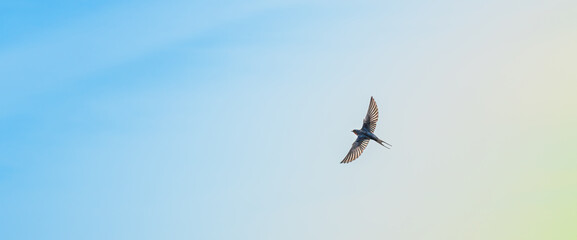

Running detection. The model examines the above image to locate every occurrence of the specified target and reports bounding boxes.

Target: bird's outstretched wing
[341,137,370,164]
[361,96,379,133]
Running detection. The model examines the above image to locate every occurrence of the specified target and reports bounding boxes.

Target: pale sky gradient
[1,0,576,239]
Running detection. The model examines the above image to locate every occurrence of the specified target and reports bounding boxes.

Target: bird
[341,96,391,164]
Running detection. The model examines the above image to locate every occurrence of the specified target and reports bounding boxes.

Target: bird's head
[352,129,360,135]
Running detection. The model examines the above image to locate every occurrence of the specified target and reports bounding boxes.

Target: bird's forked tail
[376,139,392,149]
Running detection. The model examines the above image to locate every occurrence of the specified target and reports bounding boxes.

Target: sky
[1,0,576,239]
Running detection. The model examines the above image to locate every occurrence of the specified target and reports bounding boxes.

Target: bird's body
[341,96,391,164]
[352,129,388,147]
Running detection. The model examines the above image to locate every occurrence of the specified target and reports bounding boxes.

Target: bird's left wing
[361,96,379,133]
[341,137,370,164]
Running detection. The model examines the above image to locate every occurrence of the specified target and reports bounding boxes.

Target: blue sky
[1,0,577,239]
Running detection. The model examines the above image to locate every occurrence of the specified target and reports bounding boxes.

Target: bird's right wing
[362,96,379,133]
[341,137,370,164]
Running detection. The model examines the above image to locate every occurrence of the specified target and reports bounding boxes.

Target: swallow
[341,96,391,164]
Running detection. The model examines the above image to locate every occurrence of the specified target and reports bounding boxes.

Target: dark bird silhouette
[341,96,391,163]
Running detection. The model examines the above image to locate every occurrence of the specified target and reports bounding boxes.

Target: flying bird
[341,96,391,164]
